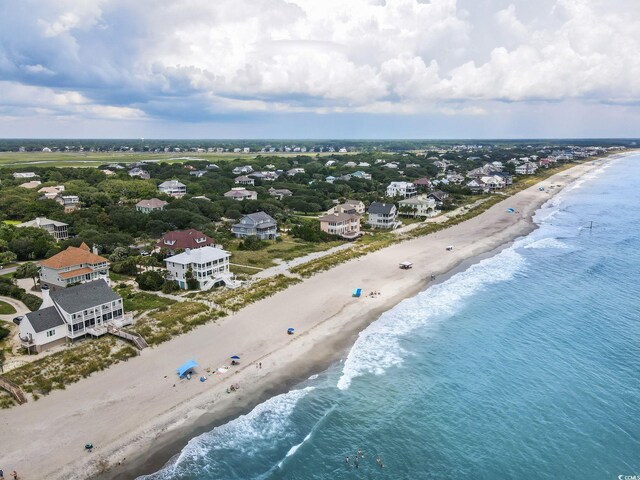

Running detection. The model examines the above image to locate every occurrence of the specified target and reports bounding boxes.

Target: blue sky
[1,0,639,139]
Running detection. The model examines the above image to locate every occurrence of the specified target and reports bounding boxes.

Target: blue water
[143,153,640,480]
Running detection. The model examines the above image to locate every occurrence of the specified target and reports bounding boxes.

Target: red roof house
[156,229,214,252]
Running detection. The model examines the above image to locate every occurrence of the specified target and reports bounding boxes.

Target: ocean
[142,153,640,480]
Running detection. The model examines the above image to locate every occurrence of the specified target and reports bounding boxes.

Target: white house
[19,280,128,353]
[164,246,232,290]
[398,196,439,218]
[386,182,417,198]
[158,180,187,198]
[367,202,399,229]
[39,243,110,287]
[136,198,168,213]
[515,162,538,175]
[13,172,38,179]
[17,217,69,241]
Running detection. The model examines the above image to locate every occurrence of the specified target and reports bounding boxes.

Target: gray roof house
[231,212,278,240]
[367,202,398,229]
[17,217,69,241]
[19,281,129,353]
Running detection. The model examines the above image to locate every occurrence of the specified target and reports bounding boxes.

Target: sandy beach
[0,158,612,480]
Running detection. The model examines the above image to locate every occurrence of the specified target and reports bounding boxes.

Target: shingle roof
[368,202,396,215]
[156,229,213,250]
[318,212,361,223]
[17,217,68,228]
[24,306,64,333]
[39,245,108,269]
[245,211,276,225]
[136,198,168,209]
[50,280,121,313]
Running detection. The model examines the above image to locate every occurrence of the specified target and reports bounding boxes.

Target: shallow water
[143,153,640,480]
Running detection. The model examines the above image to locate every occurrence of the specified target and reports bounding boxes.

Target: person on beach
[345,456,350,465]
[11,471,17,480]
[259,362,262,369]
[354,457,359,469]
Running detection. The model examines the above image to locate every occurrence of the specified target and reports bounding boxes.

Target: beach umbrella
[230,355,240,359]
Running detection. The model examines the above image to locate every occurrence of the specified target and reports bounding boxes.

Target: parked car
[13,316,24,325]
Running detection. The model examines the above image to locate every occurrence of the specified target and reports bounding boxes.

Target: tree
[109,247,129,263]
[135,270,166,291]
[15,262,39,288]
[185,267,199,290]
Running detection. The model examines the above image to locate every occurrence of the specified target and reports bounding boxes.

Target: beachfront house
[158,180,187,198]
[367,202,398,229]
[318,212,362,239]
[515,162,538,175]
[156,229,214,254]
[136,198,168,214]
[128,168,150,179]
[231,212,278,240]
[398,196,438,218]
[17,217,69,241]
[427,191,449,205]
[164,246,232,290]
[39,243,110,288]
[224,188,258,201]
[386,182,417,198]
[19,280,129,353]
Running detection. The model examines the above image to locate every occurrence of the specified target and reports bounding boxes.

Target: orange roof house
[39,243,110,288]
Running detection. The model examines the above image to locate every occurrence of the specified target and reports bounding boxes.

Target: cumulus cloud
[0,0,639,127]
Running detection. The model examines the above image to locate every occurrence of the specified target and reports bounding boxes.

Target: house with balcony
[158,180,187,198]
[235,175,255,186]
[156,229,214,254]
[136,198,168,213]
[318,212,362,239]
[386,181,417,198]
[231,212,278,240]
[398,196,439,218]
[38,185,65,199]
[268,187,292,200]
[367,202,398,229]
[39,243,110,287]
[128,167,150,179]
[164,246,232,290]
[19,280,129,353]
[54,195,81,212]
[17,217,69,241]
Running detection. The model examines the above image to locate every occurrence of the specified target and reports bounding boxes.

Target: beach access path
[0,158,610,480]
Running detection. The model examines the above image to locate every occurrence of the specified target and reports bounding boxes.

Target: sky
[1,0,639,139]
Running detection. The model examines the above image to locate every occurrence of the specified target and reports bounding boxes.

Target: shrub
[135,270,165,291]
[161,280,180,294]
[238,236,267,251]
[21,293,42,311]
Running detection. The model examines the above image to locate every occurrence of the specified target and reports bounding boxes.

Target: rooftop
[50,280,121,314]
[25,306,65,333]
[40,243,108,269]
[165,246,230,265]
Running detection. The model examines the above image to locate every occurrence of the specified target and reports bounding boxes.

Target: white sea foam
[523,237,570,250]
[337,247,526,390]
[140,387,314,479]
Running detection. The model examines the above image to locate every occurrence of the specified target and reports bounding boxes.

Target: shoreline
[0,156,619,480]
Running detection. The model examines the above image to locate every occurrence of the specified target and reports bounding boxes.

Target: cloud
[0,0,639,129]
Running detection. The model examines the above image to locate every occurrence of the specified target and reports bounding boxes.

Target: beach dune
[0,159,608,480]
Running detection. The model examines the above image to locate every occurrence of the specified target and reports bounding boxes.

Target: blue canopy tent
[177,359,198,378]
[352,288,362,297]
[287,327,295,335]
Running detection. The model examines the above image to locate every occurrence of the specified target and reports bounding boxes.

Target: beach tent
[287,327,295,334]
[231,355,240,360]
[352,288,362,297]
[177,359,198,378]
[507,208,515,214]
[399,261,413,269]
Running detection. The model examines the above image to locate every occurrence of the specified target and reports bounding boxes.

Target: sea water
[143,153,640,480]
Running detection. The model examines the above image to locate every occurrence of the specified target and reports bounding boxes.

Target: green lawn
[109,271,134,283]
[226,235,345,270]
[0,300,17,315]
[2,220,20,225]
[119,291,176,312]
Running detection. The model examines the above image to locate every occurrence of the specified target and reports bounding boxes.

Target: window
[46,329,56,337]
